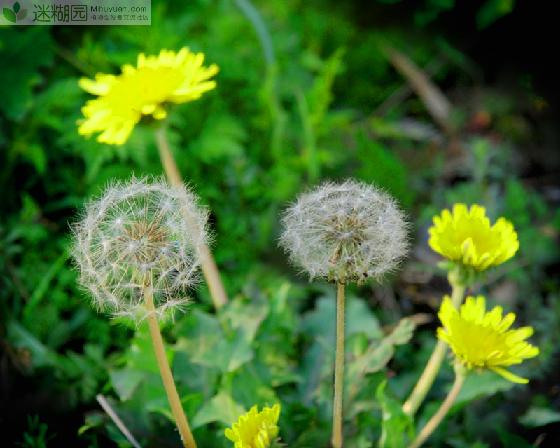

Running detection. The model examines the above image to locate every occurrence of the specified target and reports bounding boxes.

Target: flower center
[121,220,170,266]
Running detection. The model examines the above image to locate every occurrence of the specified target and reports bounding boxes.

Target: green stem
[402,271,465,415]
[144,282,197,448]
[409,366,466,448]
[154,126,228,310]
[332,282,346,448]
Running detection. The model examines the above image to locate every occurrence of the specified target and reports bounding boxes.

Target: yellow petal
[490,366,529,384]
[79,77,112,95]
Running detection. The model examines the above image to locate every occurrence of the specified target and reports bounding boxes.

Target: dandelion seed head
[72,177,208,320]
[280,180,408,283]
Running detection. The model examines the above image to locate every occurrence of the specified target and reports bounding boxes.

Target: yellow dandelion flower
[78,48,218,145]
[225,404,281,448]
[437,295,539,383]
[429,204,519,271]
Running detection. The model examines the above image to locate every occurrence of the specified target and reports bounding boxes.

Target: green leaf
[24,249,69,320]
[13,2,20,13]
[353,339,394,374]
[497,429,533,448]
[3,7,16,22]
[191,391,245,428]
[19,143,47,174]
[177,307,255,373]
[7,319,60,368]
[519,406,560,428]
[376,381,413,448]
[303,295,382,341]
[222,331,254,372]
[222,298,269,343]
[386,318,416,345]
[346,298,384,338]
[105,323,173,410]
[414,0,455,26]
[188,114,247,163]
[307,47,345,132]
[455,370,514,406]
[301,295,384,406]
[125,323,162,375]
[232,364,279,406]
[346,318,416,408]
[477,0,515,29]
[109,369,145,401]
[0,28,54,120]
[356,132,412,207]
[351,318,415,377]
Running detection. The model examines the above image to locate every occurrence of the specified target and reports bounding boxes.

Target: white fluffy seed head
[72,177,209,321]
[279,180,409,284]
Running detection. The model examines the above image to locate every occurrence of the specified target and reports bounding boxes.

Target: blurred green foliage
[1,0,558,447]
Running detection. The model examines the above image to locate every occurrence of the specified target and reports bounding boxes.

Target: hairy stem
[409,368,465,448]
[332,282,346,448]
[154,125,228,310]
[402,273,465,415]
[144,283,197,448]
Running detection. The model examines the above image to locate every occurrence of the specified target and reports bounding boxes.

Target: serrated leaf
[376,381,413,448]
[352,339,395,375]
[347,319,416,404]
[387,318,416,345]
[191,391,245,428]
[222,299,269,343]
[178,307,254,373]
